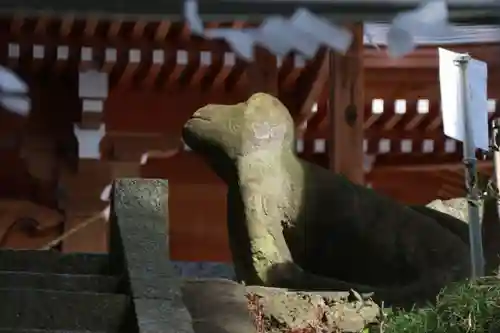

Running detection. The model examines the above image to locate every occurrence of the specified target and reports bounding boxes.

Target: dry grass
[247,292,330,333]
[248,276,500,333]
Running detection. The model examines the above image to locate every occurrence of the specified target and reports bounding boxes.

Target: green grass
[378,276,500,333]
[249,276,500,332]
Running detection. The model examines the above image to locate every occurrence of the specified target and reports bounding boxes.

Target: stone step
[0,272,120,293]
[0,289,132,331]
[0,250,110,275]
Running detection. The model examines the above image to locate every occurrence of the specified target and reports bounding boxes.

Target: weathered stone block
[0,250,110,274]
[127,276,184,300]
[0,271,118,293]
[182,279,257,333]
[110,178,195,333]
[134,298,194,333]
[0,289,130,330]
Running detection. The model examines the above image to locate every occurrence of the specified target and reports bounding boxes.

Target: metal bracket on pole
[491,119,500,152]
[454,53,485,278]
[491,118,500,222]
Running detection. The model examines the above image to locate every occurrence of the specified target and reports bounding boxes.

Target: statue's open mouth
[189,115,211,123]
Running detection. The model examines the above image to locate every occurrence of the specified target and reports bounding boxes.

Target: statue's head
[182,93,295,166]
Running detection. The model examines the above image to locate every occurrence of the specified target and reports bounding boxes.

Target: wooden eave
[365,43,500,69]
[1,15,498,199]
[0,0,499,24]
[4,16,499,94]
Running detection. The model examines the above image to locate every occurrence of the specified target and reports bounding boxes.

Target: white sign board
[438,48,489,151]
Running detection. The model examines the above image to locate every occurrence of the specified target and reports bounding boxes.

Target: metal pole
[492,119,500,217]
[454,54,485,278]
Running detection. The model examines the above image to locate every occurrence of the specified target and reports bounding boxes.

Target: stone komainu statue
[182,92,472,307]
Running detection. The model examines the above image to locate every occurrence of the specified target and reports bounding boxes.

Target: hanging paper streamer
[289,8,353,55]
[100,184,112,202]
[387,0,450,57]
[249,18,294,56]
[184,0,453,61]
[184,0,204,36]
[0,66,30,117]
[185,0,356,61]
[0,96,30,116]
[205,28,256,60]
[0,66,28,94]
[255,17,321,59]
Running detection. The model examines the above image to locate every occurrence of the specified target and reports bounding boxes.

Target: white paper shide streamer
[184,0,452,61]
[184,0,354,61]
[0,66,30,117]
[387,0,450,57]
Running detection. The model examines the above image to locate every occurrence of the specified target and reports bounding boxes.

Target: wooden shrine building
[0,10,498,262]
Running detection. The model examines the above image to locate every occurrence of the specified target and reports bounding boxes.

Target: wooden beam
[371,159,492,174]
[189,51,209,87]
[426,115,443,131]
[131,21,147,38]
[108,20,122,39]
[59,16,74,37]
[169,50,191,85]
[154,21,172,42]
[0,23,191,53]
[364,44,500,69]
[32,44,57,73]
[328,24,364,184]
[116,49,142,86]
[54,45,71,72]
[151,50,178,89]
[141,49,166,89]
[34,16,49,35]
[404,100,432,130]
[10,15,25,35]
[437,183,462,199]
[185,22,221,88]
[224,59,247,92]
[311,105,447,140]
[212,52,233,88]
[79,46,95,71]
[246,47,278,96]
[279,54,303,90]
[373,153,493,171]
[295,48,329,134]
[365,72,500,101]
[100,47,118,73]
[84,19,99,37]
[383,100,404,130]
[366,68,439,83]
[197,50,222,90]
[0,1,495,24]
[305,84,329,136]
[435,170,465,189]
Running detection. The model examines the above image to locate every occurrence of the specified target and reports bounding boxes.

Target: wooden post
[247,47,278,96]
[61,69,109,253]
[328,24,365,184]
